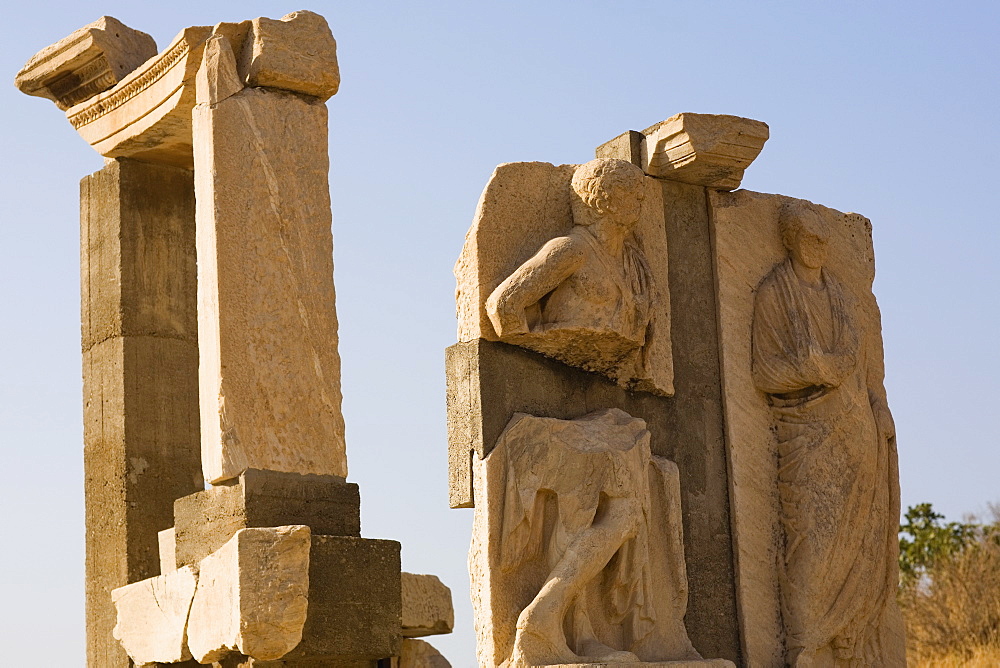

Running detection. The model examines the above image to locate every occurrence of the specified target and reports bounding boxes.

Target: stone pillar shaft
[193,83,347,484]
[81,158,203,667]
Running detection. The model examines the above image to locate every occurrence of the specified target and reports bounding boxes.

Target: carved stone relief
[469,408,704,667]
[710,189,906,667]
[748,200,903,666]
[456,159,673,396]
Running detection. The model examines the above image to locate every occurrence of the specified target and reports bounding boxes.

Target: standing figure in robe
[751,201,905,667]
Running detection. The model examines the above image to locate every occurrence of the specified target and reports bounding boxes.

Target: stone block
[638,113,768,190]
[187,526,311,663]
[709,189,904,666]
[595,129,643,165]
[401,573,454,637]
[15,16,157,109]
[110,565,197,664]
[173,468,360,567]
[398,639,452,667]
[282,535,402,662]
[158,527,177,572]
[240,10,340,100]
[66,25,213,167]
[193,82,345,484]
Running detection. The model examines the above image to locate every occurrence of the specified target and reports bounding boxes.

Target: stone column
[192,33,347,485]
[80,158,203,667]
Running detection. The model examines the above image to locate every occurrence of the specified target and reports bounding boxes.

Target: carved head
[779,200,830,269]
[570,159,645,228]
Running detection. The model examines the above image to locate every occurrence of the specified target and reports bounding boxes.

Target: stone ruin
[448,117,906,666]
[17,12,454,668]
[18,10,908,668]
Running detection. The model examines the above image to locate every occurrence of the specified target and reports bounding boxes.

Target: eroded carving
[751,201,903,666]
[15,16,157,110]
[481,159,672,395]
[470,408,701,667]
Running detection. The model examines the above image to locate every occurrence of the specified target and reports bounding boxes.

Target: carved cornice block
[17,12,341,167]
[15,16,157,110]
[639,113,769,191]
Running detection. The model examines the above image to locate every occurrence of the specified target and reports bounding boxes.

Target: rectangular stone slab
[193,83,346,483]
[282,535,402,662]
[173,468,360,567]
[708,189,901,666]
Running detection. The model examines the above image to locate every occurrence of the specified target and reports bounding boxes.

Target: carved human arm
[485,235,586,337]
[804,342,857,389]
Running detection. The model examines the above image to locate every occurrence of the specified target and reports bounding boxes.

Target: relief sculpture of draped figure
[751,200,904,667]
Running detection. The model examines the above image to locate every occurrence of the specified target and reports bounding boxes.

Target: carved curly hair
[570,158,645,219]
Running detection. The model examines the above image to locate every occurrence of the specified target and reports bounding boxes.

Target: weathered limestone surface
[639,113,768,190]
[471,409,699,667]
[241,11,340,100]
[398,639,452,668]
[193,44,346,483]
[449,136,744,663]
[22,12,338,167]
[595,130,644,166]
[446,341,740,661]
[80,158,203,668]
[111,565,197,664]
[187,526,312,663]
[284,535,402,662]
[66,25,214,167]
[457,160,672,396]
[158,527,178,572]
[711,190,905,666]
[15,16,157,109]
[173,468,360,567]
[401,573,454,637]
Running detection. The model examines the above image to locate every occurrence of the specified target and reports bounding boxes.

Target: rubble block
[401,573,454,637]
[187,526,312,664]
[281,535,402,663]
[173,468,361,567]
[240,10,340,100]
[111,565,197,664]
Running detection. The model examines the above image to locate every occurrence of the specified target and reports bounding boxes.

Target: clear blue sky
[1,1,997,664]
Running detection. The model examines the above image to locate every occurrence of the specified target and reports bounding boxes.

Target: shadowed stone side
[283,536,402,662]
[81,158,202,668]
